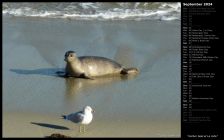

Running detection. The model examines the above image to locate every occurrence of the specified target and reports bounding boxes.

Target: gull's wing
[66,111,84,123]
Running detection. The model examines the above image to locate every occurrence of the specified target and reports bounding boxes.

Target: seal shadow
[31,122,69,130]
[10,68,65,77]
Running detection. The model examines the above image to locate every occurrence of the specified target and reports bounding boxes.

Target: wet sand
[3,16,181,137]
[3,111,180,137]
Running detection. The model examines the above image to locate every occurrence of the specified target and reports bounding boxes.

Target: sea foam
[3,2,181,21]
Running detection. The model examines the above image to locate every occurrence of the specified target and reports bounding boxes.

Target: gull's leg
[83,125,86,133]
[79,125,82,133]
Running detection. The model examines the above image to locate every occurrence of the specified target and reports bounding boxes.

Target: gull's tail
[61,115,67,120]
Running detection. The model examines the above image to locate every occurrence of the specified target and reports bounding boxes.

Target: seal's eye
[69,54,73,57]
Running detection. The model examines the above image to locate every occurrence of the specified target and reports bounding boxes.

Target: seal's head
[64,51,77,62]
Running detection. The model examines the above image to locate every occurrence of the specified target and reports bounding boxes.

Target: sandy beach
[3,111,180,137]
[3,14,180,137]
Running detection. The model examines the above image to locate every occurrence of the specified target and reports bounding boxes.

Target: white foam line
[3,8,180,21]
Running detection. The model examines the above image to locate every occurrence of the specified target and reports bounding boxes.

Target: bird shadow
[31,122,69,130]
[10,68,66,77]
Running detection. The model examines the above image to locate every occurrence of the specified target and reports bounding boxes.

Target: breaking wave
[3,2,181,21]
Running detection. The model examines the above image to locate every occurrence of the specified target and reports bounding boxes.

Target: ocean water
[3,2,180,21]
[3,2,181,137]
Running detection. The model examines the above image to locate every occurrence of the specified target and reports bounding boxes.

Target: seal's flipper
[120,69,128,75]
[121,68,139,75]
[64,73,70,78]
[79,73,94,80]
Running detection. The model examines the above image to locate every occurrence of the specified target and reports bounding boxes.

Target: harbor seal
[64,51,139,79]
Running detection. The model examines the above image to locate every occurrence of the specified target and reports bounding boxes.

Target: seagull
[62,106,94,133]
